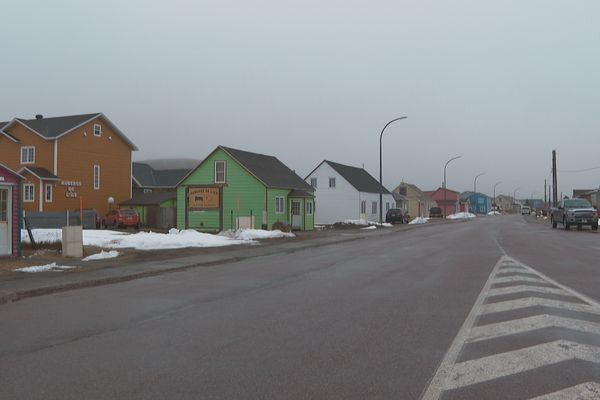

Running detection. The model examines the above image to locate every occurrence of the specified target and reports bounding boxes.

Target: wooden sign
[188,187,220,209]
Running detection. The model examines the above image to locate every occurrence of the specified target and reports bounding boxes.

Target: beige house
[393,182,437,218]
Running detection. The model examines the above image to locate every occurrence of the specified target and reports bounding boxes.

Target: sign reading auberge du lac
[188,187,220,209]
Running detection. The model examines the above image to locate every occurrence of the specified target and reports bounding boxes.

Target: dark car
[386,208,406,224]
[105,208,140,229]
[429,207,442,218]
[551,198,598,230]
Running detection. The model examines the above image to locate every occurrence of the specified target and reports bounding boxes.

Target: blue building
[460,191,493,214]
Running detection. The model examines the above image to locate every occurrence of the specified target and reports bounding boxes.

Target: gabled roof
[2,113,138,150]
[133,162,192,188]
[121,190,177,206]
[220,146,313,191]
[18,167,60,181]
[0,121,19,142]
[314,160,392,194]
[0,162,25,179]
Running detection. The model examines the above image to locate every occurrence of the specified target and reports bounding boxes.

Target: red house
[425,187,461,217]
[0,163,23,258]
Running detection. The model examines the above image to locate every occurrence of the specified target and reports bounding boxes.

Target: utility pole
[544,179,547,210]
[552,150,558,207]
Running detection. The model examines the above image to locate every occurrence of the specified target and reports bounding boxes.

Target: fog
[2,0,599,198]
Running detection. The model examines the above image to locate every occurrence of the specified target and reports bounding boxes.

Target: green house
[177,146,315,232]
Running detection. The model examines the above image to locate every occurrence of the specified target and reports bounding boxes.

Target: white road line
[493,276,548,285]
[469,315,600,342]
[487,285,568,297]
[419,256,506,400]
[446,340,600,390]
[530,382,600,399]
[496,267,530,274]
[480,298,600,316]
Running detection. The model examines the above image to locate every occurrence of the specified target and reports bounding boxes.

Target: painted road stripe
[530,382,600,399]
[469,315,600,342]
[419,255,600,400]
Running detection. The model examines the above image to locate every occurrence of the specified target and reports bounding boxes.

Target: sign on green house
[176,146,315,232]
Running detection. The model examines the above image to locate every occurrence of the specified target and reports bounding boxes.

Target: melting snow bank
[361,226,377,230]
[341,219,393,227]
[15,263,77,273]
[447,212,476,220]
[409,217,429,224]
[487,211,501,216]
[219,229,295,240]
[21,228,296,251]
[82,250,120,261]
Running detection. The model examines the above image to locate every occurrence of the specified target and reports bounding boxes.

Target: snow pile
[487,211,501,216]
[82,250,120,261]
[220,229,295,240]
[15,263,77,273]
[447,212,477,220]
[341,219,393,227]
[361,226,377,230]
[409,217,429,224]
[21,228,295,251]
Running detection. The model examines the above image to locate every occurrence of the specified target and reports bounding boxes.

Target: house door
[291,200,302,229]
[0,187,10,255]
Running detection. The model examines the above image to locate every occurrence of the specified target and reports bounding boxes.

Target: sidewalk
[0,220,455,304]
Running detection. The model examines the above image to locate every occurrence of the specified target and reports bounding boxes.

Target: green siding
[305,199,315,230]
[267,188,290,228]
[176,186,186,228]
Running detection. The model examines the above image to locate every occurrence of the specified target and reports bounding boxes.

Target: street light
[493,181,502,204]
[443,155,462,218]
[379,116,408,223]
[513,187,521,211]
[474,172,485,193]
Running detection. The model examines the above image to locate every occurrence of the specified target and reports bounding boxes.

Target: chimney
[35,114,43,119]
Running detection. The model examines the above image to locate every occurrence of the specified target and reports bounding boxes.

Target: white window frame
[20,146,35,164]
[93,123,102,137]
[310,177,317,188]
[306,200,313,215]
[275,196,285,214]
[23,183,35,202]
[360,200,366,214]
[214,161,226,184]
[45,183,53,203]
[94,164,101,190]
[329,177,336,188]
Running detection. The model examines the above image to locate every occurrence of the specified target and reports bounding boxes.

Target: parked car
[429,207,442,218]
[105,208,140,229]
[551,198,599,230]
[386,208,406,224]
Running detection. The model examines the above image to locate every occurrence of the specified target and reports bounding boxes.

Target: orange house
[0,113,138,216]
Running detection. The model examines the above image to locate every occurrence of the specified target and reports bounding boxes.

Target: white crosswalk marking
[420,255,600,400]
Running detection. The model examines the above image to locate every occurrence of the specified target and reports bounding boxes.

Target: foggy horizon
[2,0,599,199]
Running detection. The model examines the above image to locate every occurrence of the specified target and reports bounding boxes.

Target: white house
[305,160,396,225]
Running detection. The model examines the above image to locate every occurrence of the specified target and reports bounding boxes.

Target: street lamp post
[474,172,485,193]
[443,155,462,218]
[493,181,502,205]
[513,187,521,211]
[379,116,407,223]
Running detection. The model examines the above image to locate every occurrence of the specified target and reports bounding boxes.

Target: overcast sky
[2,0,599,199]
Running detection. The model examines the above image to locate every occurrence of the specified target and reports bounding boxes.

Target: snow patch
[447,212,477,220]
[15,263,77,273]
[82,250,120,261]
[220,229,295,240]
[409,217,429,224]
[487,211,501,216]
[361,225,377,230]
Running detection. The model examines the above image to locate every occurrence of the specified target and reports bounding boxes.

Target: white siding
[306,162,396,224]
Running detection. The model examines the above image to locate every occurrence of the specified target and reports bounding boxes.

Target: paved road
[0,215,598,399]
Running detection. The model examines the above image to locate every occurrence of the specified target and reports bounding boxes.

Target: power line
[557,166,600,173]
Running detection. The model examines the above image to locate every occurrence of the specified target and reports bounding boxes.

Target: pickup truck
[551,198,599,230]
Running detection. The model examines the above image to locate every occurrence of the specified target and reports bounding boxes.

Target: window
[306,201,313,215]
[20,146,35,164]
[310,177,317,188]
[386,202,390,211]
[94,165,100,190]
[93,124,102,136]
[0,189,7,222]
[45,184,53,202]
[214,161,226,183]
[24,183,35,202]
[360,200,366,214]
[275,197,285,214]
[372,201,377,214]
[329,177,336,188]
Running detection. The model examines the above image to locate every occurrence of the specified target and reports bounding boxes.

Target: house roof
[121,190,177,206]
[319,160,392,194]
[392,192,408,201]
[395,182,430,201]
[2,113,138,150]
[19,167,60,181]
[288,189,314,198]
[0,162,25,179]
[220,146,313,191]
[132,162,191,188]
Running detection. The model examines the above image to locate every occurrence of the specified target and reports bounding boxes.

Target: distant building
[460,191,492,214]
[132,160,196,195]
[393,183,436,218]
[425,187,460,217]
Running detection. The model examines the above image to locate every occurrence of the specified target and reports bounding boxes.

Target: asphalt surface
[0,215,599,399]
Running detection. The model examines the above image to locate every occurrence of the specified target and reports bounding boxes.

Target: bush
[272,221,291,232]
